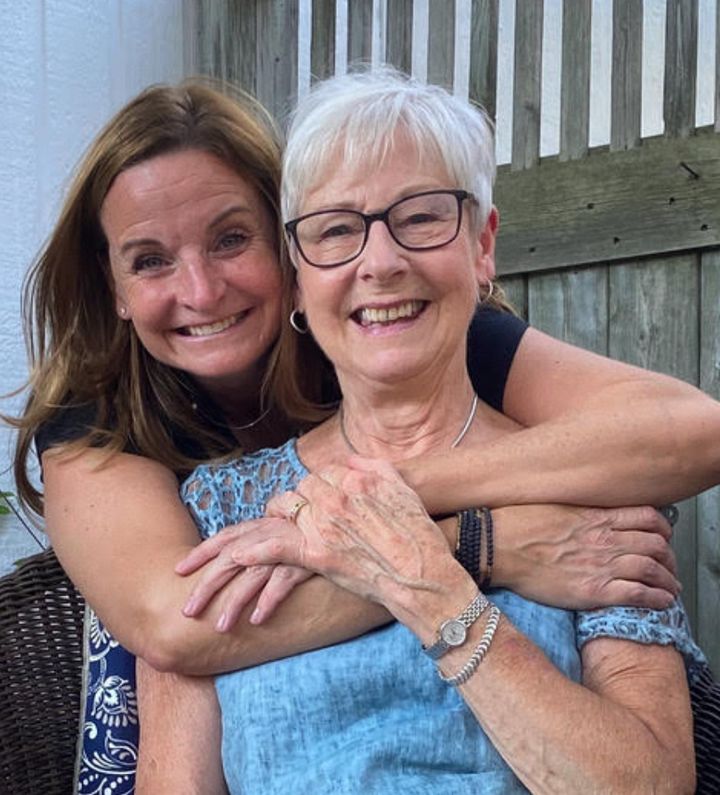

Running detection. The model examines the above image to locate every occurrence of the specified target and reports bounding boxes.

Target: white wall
[0,0,189,575]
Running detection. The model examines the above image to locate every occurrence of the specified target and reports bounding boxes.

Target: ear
[293,281,306,314]
[474,205,498,285]
[115,295,130,320]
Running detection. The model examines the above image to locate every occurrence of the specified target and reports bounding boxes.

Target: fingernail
[216,613,229,632]
[250,607,262,625]
[183,597,198,617]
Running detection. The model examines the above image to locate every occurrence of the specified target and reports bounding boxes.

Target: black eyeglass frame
[284,188,476,269]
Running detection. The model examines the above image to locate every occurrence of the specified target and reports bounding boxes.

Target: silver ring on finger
[287,498,309,524]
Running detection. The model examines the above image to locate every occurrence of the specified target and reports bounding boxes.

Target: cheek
[123,282,173,331]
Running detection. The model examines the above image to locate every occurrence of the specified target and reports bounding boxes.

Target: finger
[182,556,245,617]
[250,566,313,625]
[608,553,682,596]
[608,529,677,575]
[595,579,677,611]
[231,532,305,570]
[266,489,313,522]
[214,565,274,632]
[175,530,238,575]
[605,506,673,541]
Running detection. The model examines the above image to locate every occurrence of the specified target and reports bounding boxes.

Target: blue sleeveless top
[181,440,706,794]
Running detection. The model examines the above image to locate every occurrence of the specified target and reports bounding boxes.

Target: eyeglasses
[284,189,475,268]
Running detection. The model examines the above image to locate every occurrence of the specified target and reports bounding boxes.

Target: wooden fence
[188,0,720,672]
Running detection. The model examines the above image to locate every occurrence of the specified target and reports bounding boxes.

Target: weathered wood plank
[348,0,373,64]
[698,250,720,674]
[716,0,719,132]
[255,0,299,122]
[469,0,498,119]
[387,0,413,74]
[608,254,700,628]
[497,274,528,320]
[610,0,642,151]
[193,0,257,94]
[527,266,608,354]
[559,0,591,161]
[664,0,698,137]
[427,0,455,88]
[494,127,720,275]
[311,0,336,81]
[511,0,543,171]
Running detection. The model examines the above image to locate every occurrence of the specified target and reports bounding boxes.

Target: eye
[132,254,169,273]
[400,212,440,227]
[215,229,249,251]
[318,223,356,241]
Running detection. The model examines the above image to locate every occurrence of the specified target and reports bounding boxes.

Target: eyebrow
[118,204,255,256]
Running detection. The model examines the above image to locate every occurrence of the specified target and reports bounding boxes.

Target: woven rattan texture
[0,549,84,795]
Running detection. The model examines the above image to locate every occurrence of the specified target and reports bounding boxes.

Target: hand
[492,504,680,609]
[176,518,313,631]
[226,458,464,618]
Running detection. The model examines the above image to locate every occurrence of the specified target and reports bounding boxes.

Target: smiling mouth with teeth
[179,311,247,337]
[355,300,426,327]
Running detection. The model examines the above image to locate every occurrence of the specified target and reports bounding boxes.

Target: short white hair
[281,66,496,227]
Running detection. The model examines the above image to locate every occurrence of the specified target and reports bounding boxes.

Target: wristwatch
[422,591,488,660]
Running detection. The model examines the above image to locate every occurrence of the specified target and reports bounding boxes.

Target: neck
[336,371,478,461]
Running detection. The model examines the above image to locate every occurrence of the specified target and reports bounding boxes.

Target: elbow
[128,605,206,674]
[134,619,211,675]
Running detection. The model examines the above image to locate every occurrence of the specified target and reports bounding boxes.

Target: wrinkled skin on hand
[177,459,680,629]
[493,504,679,610]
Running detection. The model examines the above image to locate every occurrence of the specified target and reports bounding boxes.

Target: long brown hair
[10,80,325,517]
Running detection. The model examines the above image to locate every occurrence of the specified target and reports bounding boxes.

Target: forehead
[101,149,262,232]
[301,132,452,213]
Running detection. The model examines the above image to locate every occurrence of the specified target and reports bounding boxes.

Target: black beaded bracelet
[479,507,494,590]
[455,508,482,583]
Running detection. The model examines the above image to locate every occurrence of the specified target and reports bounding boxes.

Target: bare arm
[43,447,388,674]
[135,661,227,795]
[232,462,694,794]
[443,625,694,793]
[401,327,720,513]
[45,443,682,674]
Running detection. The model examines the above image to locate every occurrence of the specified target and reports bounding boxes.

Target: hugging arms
[11,77,719,793]
[134,70,713,793]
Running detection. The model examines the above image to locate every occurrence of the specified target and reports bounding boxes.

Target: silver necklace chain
[339,393,479,455]
[191,402,271,431]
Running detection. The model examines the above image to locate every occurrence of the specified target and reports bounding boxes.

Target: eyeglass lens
[294,191,463,267]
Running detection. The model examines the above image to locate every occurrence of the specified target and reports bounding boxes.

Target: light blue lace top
[182,439,706,795]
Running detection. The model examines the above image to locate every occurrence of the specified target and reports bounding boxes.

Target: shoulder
[466,306,529,411]
[181,439,306,535]
[35,402,98,457]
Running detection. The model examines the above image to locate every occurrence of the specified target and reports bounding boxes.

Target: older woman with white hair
[144,69,704,793]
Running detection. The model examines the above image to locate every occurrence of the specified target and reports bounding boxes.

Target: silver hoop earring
[289,309,309,334]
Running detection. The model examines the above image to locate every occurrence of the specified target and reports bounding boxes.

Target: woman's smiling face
[102,149,283,395]
[293,138,497,392]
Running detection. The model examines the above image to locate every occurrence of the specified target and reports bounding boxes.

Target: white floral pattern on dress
[77,608,138,794]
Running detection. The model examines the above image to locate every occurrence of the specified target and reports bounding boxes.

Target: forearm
[402,377,720,513]
[43,448,390,674]
[399,575,693,794]
[440,625,694,794]
[149,574,390,675]
[136,661,228,795]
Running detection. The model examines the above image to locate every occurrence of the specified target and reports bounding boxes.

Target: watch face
[441,618,467,646]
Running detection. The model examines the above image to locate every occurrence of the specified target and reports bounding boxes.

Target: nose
[356,219,409,282]
[177,253,225,310]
